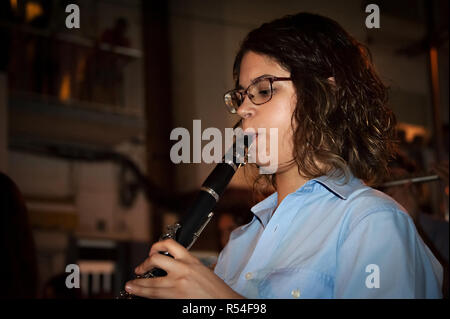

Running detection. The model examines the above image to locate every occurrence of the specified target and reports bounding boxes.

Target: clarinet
[118,131,253,299]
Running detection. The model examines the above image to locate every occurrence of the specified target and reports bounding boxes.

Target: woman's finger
[148,239,193,260]
[135,251,181,275]
[127,276,172,289]
[124,283,176,299]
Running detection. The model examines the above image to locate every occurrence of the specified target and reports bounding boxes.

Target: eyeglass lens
[225,78,272,113]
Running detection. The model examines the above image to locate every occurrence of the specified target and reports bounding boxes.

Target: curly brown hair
[233,13,397,186]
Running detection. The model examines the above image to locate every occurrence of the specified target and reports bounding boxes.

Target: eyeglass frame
[224,75,292,114]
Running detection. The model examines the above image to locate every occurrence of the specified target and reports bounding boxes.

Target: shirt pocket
[257,267,334,299]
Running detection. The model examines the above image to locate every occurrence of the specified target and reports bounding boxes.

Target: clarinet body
[118,133,252,299]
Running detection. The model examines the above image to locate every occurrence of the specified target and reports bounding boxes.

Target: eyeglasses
[223,76,292,114]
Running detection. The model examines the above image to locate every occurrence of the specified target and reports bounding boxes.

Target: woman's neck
[274,165,309,209]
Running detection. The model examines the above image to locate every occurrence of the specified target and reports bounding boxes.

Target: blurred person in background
[0,172,39,298]
[380,152,448,297]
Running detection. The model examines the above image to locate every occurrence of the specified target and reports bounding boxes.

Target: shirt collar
[310,170,359,200]
[250,192,278,228]
[250,170,363,227]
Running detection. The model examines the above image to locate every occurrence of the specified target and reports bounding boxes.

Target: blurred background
[0,0,448,298]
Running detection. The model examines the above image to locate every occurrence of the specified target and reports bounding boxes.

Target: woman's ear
[327,77,337,92]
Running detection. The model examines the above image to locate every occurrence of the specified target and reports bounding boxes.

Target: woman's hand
[124,239,244,299]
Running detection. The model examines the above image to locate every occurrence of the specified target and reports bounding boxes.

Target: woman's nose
[236,96,255,119]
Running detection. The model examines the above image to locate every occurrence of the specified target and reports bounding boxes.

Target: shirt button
[245,272,253,280]
[274,225,278,232]
[291,289,301,298]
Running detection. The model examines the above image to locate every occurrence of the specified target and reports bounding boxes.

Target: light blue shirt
[214,172,443,298]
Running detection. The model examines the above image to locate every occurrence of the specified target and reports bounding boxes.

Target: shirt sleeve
[334,208,443,298]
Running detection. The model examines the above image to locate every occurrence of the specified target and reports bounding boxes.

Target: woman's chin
[254,160,278,175]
